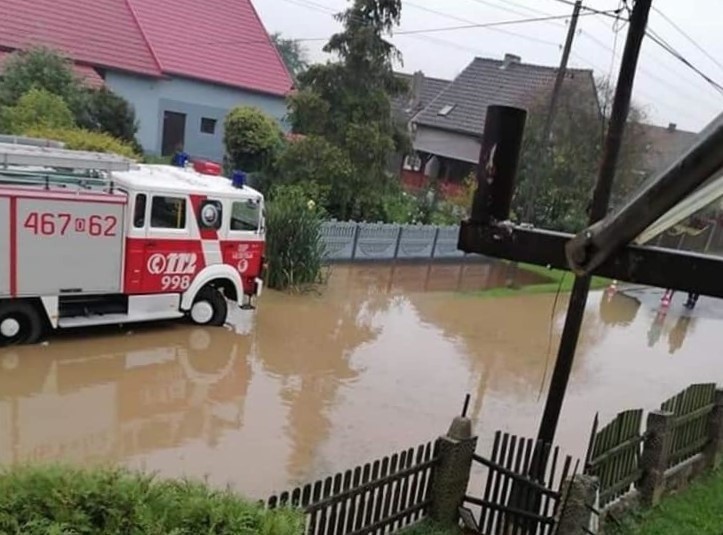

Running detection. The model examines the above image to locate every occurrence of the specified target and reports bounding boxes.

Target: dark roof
[392,72,451,122]
[637,123,698,175]
[0,0,292,96]
[412,56,596,136]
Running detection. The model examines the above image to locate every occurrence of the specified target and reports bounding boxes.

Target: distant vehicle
[0,141,265,345]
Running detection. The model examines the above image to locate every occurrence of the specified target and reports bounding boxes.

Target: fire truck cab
[0,140,265,346]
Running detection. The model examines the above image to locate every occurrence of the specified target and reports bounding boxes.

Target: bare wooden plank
[309,480,323,535]
[390,450,408,530]
[497,434,518,535]
[301,484,313,508]
[290,488,302,511]
[406,445,424,524]
[345,467,362,534]
[316,476,334,535]
[479,431,501,532]
[372,457,390,529]
[362,461,379,531]
[415,442,434,520]
[490,433,512,534]
[584,413,600,470]
[329,473,343,534]
[379,453,399,533]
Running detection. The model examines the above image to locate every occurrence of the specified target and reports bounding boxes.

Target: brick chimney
[667,122,677,132]
[501,53,521,69]
[409,70,425,111]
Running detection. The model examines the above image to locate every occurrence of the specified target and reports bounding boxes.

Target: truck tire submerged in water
[0,300,44,346]
[190,287,227,326]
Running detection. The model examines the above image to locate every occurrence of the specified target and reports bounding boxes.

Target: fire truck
[0,140,265,346]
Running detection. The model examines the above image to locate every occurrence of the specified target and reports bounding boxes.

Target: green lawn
[610,468,723,535]
[468,262,610,298]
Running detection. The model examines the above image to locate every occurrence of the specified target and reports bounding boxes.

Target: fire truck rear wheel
[190,287,228,327]
[0,301,44,346]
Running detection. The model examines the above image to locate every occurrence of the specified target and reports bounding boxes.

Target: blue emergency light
[171,151,189,167]
[231,170,246,189]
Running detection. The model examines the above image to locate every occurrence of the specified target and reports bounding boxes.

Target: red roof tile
[127,0,293,95]
[0,0,162,77]
[0,50,105,89]
[0,0,292,96]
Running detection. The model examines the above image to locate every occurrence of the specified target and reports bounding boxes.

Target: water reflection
[0,325,251,466]
[0,264,721,499]
[599,290,641,327]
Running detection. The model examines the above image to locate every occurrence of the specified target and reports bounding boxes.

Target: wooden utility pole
[536,0,653,447]
[523,0,582,224]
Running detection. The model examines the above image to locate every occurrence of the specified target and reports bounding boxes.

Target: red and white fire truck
[0,140,265,345]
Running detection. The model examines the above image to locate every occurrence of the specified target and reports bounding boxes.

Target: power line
[199,9,611,47]
[405,1,561,47]
[467,0,562,22]
[652,6,723,75]
[549,0,626,21]
[395,12,602,37]
[570,50,710,124]
[645,28,723,96]
[577,28,722,109]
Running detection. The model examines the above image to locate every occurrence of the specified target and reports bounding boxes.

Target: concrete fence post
[705,388,723,470]
[428,416,478,526]
[556,474,599,535]
[350,223,361,261]
[639,410,674,507]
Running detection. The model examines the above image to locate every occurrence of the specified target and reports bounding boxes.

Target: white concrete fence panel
[320,221,467,262]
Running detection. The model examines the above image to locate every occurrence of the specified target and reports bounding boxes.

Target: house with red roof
[0,0,293,161]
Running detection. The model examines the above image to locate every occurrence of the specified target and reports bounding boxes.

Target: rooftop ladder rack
[0,141,136,192]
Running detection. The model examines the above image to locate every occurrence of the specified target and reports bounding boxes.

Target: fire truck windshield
[230,200,260,232]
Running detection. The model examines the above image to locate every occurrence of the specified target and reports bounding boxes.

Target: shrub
[0,465,303,535]
[275,135,352,217]
[224,106,283,173]
[74,87,139,144]
[24,127,140,159]
[0,48,79,106]
[265,184,325,291]
[1,89,75,134]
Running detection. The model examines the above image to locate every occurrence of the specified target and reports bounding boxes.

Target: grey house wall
[106,72,287,162]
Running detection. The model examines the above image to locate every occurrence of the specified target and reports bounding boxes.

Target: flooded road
[1,262,721,499]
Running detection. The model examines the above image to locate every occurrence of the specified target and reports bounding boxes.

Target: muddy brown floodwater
[0,262,721,499]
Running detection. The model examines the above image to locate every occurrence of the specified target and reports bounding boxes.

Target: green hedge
[0,465,303,535]
[23,127,140,159]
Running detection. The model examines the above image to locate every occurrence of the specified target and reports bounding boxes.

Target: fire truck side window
[151,196,187,229]
[133,194,147,228]
[231,200,260,232]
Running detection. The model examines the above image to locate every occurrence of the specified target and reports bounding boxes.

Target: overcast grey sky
[254,0,723,132]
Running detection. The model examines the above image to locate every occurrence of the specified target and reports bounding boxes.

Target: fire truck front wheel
[0,301,44,346]
[190,287,228,326]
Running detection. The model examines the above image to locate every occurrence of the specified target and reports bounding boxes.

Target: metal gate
[460,431,577,535]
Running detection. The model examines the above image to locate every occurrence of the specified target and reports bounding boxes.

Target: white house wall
[413,125,481,164]
[105,72,287,162]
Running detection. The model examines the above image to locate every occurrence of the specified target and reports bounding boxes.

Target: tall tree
[270,33,309,79]
[514,77,646,232]
[287,0,408,221]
